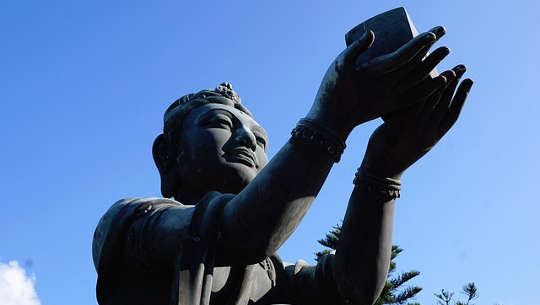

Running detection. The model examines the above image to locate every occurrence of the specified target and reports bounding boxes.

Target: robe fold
[93,193,342,305]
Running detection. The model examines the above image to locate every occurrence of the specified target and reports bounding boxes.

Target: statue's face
[175,102,269,194]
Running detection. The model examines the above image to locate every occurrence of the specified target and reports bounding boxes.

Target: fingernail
[437,26,447,36]
[431,26,446,38]
[440,47,451,55]
[453,65,466,77]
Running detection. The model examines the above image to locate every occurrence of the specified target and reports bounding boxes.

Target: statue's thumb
[344,30,374,66]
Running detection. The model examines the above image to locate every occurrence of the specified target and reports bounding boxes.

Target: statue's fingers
[398,26,447,74]
[393,44,430,76]
[429,69,460,123]
[435,65,466,112]
[439,79,473,135]
[404,74,448,106]
[427,26,446,40]
[389,26,445,74]
[358,32,436,74]
[396,47,450,92]
[418,78,447,121]
[343,30,375,67]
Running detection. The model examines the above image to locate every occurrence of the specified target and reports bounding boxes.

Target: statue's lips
[224,148,256,168]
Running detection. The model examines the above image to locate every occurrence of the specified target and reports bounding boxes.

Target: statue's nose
[234,126,257,151]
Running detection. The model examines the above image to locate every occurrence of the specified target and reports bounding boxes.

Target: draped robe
[93,193,342,305]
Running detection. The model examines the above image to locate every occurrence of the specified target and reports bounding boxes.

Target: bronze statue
[93,8,473,305]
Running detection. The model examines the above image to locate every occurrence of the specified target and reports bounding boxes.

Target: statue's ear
[152,134,178,198]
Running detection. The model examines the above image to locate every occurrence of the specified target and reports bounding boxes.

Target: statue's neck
[173,179,247,204]
[174,188,204,205]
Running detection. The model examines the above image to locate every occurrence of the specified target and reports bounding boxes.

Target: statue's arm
[219,29,447,265]
[333,176,396,305]
[247,188,396,305]
[333,66,473,305]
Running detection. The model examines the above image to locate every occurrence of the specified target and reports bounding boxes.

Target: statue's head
[153,82,269,203]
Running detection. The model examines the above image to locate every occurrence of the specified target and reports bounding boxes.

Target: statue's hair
[163,82,252,136]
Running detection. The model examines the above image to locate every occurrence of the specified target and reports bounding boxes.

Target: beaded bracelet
[290,118,346,163]
[353,167,401,201]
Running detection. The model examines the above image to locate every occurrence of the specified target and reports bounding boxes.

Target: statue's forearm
[221,139,336,264]
[334,186,395,305]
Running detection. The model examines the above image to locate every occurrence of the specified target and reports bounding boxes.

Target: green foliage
[434,289,454,305]
[315,224,490,305]
[315,224,341,261]
[315,223,422,305]
[434,283,479,305]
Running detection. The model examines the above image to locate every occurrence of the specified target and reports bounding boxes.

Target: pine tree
[315,225,492,304]
[434,283,479,305]
[315,223,422,305]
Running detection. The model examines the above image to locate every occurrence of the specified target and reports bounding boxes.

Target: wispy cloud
[0,261,41,305]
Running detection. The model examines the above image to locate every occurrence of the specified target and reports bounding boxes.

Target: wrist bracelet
[353,167,401,201]
[290,118,346,163]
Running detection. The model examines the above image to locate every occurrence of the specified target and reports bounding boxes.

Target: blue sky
[1,1,539,304]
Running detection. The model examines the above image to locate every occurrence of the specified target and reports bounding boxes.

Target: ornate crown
[163,82,246,132]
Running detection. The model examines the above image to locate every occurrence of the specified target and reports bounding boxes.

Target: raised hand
[361,66,474,179]
[305,26,450,139]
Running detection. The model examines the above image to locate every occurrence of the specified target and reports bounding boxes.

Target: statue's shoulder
[92,197,184,271]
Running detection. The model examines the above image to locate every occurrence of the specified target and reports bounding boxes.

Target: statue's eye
[205,117,232,129]
[217,118,232,127]
[256,136,266,148]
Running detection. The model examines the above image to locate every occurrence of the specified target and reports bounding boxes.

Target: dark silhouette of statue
[92,8,473,305]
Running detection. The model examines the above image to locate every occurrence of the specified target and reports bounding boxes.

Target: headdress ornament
[163,82,250,133]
